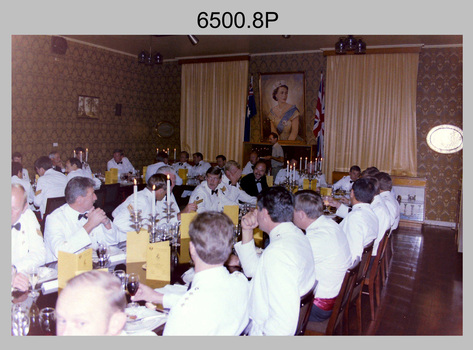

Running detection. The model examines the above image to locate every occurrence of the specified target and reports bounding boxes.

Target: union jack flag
[313,73,325,158]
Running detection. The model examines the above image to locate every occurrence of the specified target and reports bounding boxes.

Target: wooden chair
[304,258,360,335]
[363,229,391,320]
[344,240,374,334]
[332,171,349,184]
[295,281,318,335]
[41,196,67,232]
[382,228,395,284]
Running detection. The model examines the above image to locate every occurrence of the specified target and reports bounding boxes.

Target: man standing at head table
[44,177,120,263]
[33,155,67,219]
[11,183,46,290]
[107,149,136,178]
[233,187,316,335]
[131,211,250,335]
[261,132,284,177]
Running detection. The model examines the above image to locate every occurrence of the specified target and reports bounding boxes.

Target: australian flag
[244,80,257,142]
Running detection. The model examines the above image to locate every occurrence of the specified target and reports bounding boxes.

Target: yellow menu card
[266,176,273,187]
[179,238,191,264]
[254,228,264,248]
[180,212,197,239]
[105,169,118,184]
[320,187,332,197]
[223,205,239,226]
[302,179,318,190]
[58,249,93,289]
[178,168,188,179]
[142,166,147,180]
[146,241,171,282]
[126,228,150,263]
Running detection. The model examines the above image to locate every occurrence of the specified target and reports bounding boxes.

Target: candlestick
[157,148,159,154]
[85,148,88,162]
[151,185,156,216]
[299,157,302,172]
[166,174,171,211]
[133,179,138,215]
[167,148,169,156]
[73,150,76,158]
[319,158,323,172]
[174,148,176,160]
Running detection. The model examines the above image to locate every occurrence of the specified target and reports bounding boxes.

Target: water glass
[96,243,109,268]
[169,222,180,247]
[39,307,56,335]
[11,304,30,336]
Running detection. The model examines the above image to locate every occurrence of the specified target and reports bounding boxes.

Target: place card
[142,166,147,179]
[254,228,264,248]
[223,205,239,225]
[146,241,171,282]
[180,212,197,239]
[266,176,273,187]
[303,179,318,190]
[179,238,191,264]
[58,249,93,289]
[311,179,318,191]
[126,228,150,263]
[320,187,332,197]
[178,168,188,181]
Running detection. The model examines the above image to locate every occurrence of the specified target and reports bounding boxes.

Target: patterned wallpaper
[11,36,462,223]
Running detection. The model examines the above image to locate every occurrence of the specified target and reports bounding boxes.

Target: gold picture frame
[78,95,99,119]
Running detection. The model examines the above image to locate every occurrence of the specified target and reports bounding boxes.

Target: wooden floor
[344,224,463,335]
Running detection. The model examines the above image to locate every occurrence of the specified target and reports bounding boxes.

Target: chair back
[369,229,390,282]
[94,187,105,209]
[41,196,67,232]
[351,240,374,302]
[295,281,318,335]
[325,258,360,335]
[102,183,121,219]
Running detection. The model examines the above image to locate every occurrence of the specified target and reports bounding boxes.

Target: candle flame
[134,179,137,185]
[152,185,155,191]
[167,174,170,179]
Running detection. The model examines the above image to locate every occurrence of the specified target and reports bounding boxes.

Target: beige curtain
[324,53,419,183]
[180,59,249,165]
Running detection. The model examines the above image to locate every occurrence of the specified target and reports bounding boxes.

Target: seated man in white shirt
[112,173,169,234]
[233,187,316,335]
[12,151,30,182]
[222,160,243,187]
[189,167,256,214]
[375,172,401,231]
[146,151,181,184]
[56,270,127,336]
[338,178,379,263]
[215,154,226,173]
[44,176,120,263]
[172,151,192,173]
[49,151,65,173]
[332,165,361,192]
[188,152,211,184]
[107,149,136,179]
[12,162,34,209]
[242,150,260,175]
[131,211,250,335]
[33,156,68,219]
[66,157,101,189]
[11,183,46,288]
[293,190,352,322]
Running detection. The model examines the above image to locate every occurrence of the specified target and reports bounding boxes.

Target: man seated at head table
[12,161,34,209]
[56,270,127,335]
[375,172,401,230]
[171,151,192,172]
[215,154,226,172]
[44,177,121,263]
[221,160,243,187]
[65,157,101,189]
[233,187,316,335]
[12,151,30,182]
[240,160,269,197]
[11,183,46,290]
[107,149,136,178]
[131,211,250,335]
[293,190,352,322]
[332,165,361,193]
[49,150,65,173]
[146,151,183,186]
[189,167,256,214]
[33,155,68,219]
[242,150,260,176]
[188,152,211,184]
[112,174,172,234]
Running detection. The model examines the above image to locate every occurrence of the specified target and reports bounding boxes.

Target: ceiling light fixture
[335,35,366,54]
[138,35,163,65]
[187,35,199,45]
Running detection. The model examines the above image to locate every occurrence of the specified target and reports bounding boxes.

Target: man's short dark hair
[375,172,393,191]
[12,162,23,177]
[257,186,294,223]
[12,152,23,160]
[361,166,379,178]
[216,155,226,161]
[206,166,223,178]
[113,149,124,156]
[34,156,53,171]
[189,211,234,264]
[156,151,169,162]
[254,160,267,171]
[352,178,376,204]
[68,157,82,169]
[147,173,167,191]
[349,165,361,173]
[180,151,189,159]
[269,132,279,140]
[74,147,86,153]
[193,152,203,160]
[294,190,324,220]
[65,177,95,204]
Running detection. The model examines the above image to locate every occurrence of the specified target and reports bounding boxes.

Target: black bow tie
[255,179,261,183]
[197,163,201,166]
[251,165,255,170]
[211,189,218,195]
[179,162,183,165]
[350,180,354,183]
[11,222,21,231]
[117,161,123,165]
[78,213,88,220]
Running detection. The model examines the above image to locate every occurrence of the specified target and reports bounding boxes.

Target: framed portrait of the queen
[259,72,305,143]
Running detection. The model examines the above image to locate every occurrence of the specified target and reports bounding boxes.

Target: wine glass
[39,307,56,335]
[126,273,140,308]
[170,222,180,247]
[11,304,30,336]
[27,266,40,298]
[113,269,127,292]
[96,243,109,268]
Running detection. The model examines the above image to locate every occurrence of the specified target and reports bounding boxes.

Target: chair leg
[375,273,381,306]
[355,292,363,334]
[368,281,375,321]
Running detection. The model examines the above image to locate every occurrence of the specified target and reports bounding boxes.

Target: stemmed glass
[169,222,180,247]
[96,242,109,268]
[126,273,140,308]
[11,304,30,336]
[27,266,40,298]
[113,269,127,292]
[39,307,56,335]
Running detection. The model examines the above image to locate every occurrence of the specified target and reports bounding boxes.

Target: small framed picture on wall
[78,95,99,119]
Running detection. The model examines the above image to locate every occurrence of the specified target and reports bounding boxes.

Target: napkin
[41,279,58,295]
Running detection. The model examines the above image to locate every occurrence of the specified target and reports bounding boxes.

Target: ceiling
[62,35,462,61]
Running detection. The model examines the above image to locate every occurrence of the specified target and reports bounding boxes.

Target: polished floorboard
[345,224,463,335]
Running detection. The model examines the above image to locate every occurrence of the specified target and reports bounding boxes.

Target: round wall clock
[155,121,174,138]
[426,124,463,154]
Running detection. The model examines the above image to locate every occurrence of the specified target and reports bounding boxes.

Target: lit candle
[286,161,289,174]
[167,148,169,155]
[133,179,138,215]
[299,157,302,172]
[151,184,156,216]
[73,150,76,158]
[174,148,176,160]
[79,151,82,163]
[305,157,308,171]
[166,174,171,210]
[156,148,159,154]
[319,157,323,172]
[85,148,88,162]
[309,160,313,174]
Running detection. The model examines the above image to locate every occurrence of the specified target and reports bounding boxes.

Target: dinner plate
[124,306,167,334]
[38,267,58,284]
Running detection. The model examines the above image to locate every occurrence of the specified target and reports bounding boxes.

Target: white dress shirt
[66,169,101,190]
[241,161,254,175]
[145,162,166,183]
[332,175,355,192]
[370,194,392,256]
[11,209,46,273]
[234,222,316,335]
[163,267,250,335]
[172,161,191,172]
[34,168,68,218]
[22,168,30,182]
[339,203,379,263]
[44,203,120,263]
[188,161,211,179]
[271,142,284,169]
[189,181,256,214]
[305,215,352,299]
[380,190,401,230]
[107,157,135,176]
